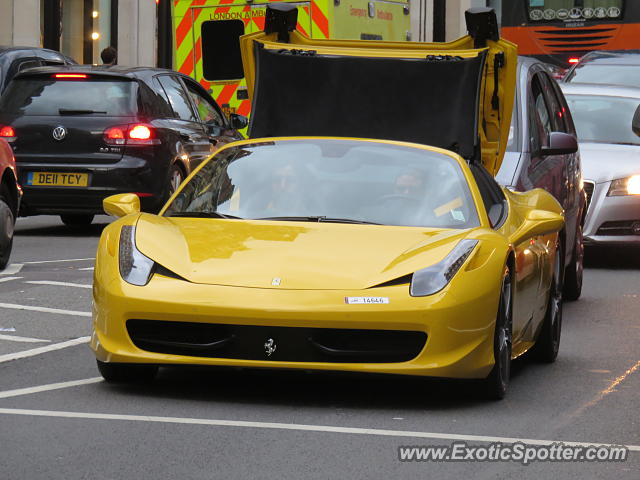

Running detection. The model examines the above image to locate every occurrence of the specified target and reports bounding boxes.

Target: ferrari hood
[239,7,516,175]
[134,214,470,290]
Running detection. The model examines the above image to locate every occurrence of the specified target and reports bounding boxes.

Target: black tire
[533,243,564,363]
[483,266,513,400]
[0,187,14,270]
[60,214,94,227]
[167,163,184,199]
[563,225,583,301]
[0,193,15,270]
[96,359,158,383]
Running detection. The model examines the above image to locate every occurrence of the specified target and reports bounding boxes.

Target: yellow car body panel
[92,138,563,380]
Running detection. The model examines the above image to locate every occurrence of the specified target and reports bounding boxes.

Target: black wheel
[533,243,563,363]
[96,360,158,383]
[483,266,513,400]
[60,214,94,227]
[563,225,583,301]
[0,185,15,270]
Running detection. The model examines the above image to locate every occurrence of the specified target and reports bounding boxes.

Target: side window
[471,165,507,228]
[156,75,197,122]
[539,73,566,132]
[182,79,225,126]
[201,20,245,81]
[529,74,552,152]
[549,77,577,135]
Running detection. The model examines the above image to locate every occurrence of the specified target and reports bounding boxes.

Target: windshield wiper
[58,108,107,115]
[320,217,380,225]
[168,211,242,219]
[255,216,379,225]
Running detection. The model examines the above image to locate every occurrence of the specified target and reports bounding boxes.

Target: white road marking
[22,258,94,264]
[0,334,51,343]
[0,264,23,275]
[25,281,92,289]
[0,276,21,283]
[0,336,90,363]
[0,303,91,317]
[78,267,94,271]
[0,407,636,451]
[0,377,102,399]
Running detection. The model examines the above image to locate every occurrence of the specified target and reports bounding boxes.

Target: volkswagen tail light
[103,124,160,146]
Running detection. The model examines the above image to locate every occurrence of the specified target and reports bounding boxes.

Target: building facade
[0,0,498,68]
[0,0,156,67]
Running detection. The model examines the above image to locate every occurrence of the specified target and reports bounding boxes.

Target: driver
[394,169,427,200]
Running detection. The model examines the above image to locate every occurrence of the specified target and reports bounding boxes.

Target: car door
[154,74,212,171]
[180,77,241,162]
[523,71,568,323]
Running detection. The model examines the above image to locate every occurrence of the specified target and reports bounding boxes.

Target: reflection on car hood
[579,142,640,183]
[134,214,470,289]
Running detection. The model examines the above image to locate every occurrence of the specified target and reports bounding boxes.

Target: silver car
[560,83,640,245]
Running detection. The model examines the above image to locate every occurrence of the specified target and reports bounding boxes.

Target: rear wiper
[168,211,242,219]
[256,216,379,225]
[58,109,107,115]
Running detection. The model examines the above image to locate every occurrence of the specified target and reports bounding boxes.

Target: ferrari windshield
[164,139,479,229]
[564,94,640,145]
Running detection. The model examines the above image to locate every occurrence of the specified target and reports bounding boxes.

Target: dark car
[0,46,76,94]
[497,57,586,301]
[0,137,20,268]
[0,66,246,225]
[562,50,640,88]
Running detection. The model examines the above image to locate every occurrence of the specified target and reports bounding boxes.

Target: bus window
[201,20,245,81]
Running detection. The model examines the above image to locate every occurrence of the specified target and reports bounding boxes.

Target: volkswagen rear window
[0,78,136,116]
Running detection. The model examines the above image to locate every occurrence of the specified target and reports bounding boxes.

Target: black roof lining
[249,45,487,159]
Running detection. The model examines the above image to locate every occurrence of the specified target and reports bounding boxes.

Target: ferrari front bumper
[91,273,501,379]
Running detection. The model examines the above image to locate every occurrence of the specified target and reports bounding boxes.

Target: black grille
[533,27,615,54]
[584,181,595,213]
[127,320,427,363]
[596,220,640,236]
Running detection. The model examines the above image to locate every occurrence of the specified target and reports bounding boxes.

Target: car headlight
[607,175,640,196]
[119,225,154,286]
[410,239,478,297]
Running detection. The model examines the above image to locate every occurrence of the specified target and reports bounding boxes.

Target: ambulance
[171,0,411,117]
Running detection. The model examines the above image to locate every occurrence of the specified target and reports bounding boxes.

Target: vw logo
[52,126,67,141]
[264,338,277,357]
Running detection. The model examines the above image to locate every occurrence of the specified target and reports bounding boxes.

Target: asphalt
[0,216,637,479]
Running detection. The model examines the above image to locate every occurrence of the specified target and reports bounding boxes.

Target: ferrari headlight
[410,239,478,297]
[119,225,154,286]
[608,175,640,196]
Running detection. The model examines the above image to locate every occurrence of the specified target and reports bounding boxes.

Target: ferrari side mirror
[229,113,248,130]
[103,193,141,218]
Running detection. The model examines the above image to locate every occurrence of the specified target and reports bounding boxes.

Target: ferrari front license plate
[345,297,390,304]
[27,172,89,187]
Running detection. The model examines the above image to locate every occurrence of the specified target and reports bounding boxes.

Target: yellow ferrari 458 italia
[91,7,575,399]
